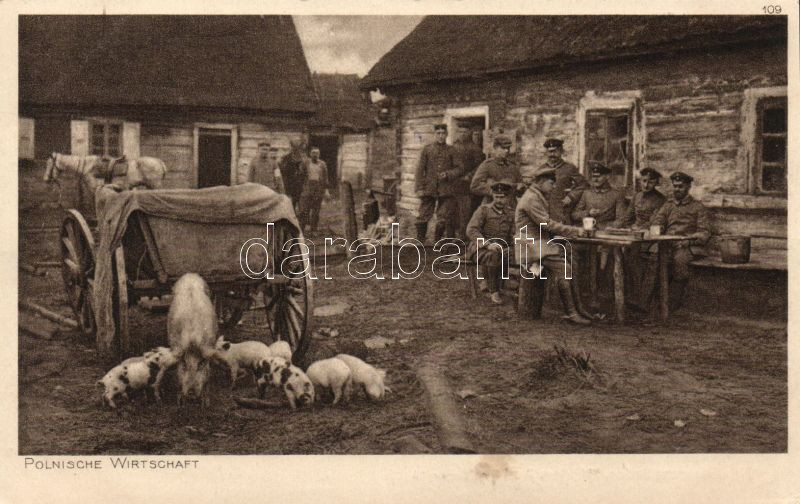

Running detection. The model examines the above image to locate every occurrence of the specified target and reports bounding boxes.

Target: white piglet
[168,273,218,407]
[268,340,292,362]
[214,336,272,388]
[97,348,176,408]
[306,358,353,406]
[335,354,391,401]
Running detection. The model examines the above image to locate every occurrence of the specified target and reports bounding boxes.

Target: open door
[197,128,232,188]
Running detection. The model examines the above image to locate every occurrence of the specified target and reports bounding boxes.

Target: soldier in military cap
[466,179,516,305]
[637,171,711,312]
[470,134,523,205]
[515,166,594,324]
[571,161,626,229]
[620,167,667,303]
[246,141,284,194]
[541,137,588,224]
[414,123,465,243]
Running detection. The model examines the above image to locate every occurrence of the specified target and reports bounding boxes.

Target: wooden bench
[690,250,787,272]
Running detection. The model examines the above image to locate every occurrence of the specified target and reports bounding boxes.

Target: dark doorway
[309,134,339,197]
[197,128,232,188]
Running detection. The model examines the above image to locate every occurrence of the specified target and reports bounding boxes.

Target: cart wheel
[113,247,130,356]
[60,209,97,339]
[263,220,314,361]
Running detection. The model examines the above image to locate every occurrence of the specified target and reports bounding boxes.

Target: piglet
[255,356,314,409]
[214,336,272,388]
[268,340,292,362]
[306,358,353,406]
[97,348,176,409]
[335,354,391,401]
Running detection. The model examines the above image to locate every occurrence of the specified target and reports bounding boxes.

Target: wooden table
[568,234,694,323]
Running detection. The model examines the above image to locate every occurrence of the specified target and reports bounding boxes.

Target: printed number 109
[762,5,782,13]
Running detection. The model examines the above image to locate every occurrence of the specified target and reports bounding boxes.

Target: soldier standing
[298,147,330,234]
[279,139,308,212]
[414,123,464,243]
[246,141,284,193]
[470,135,523,205]
[541,138,587,224]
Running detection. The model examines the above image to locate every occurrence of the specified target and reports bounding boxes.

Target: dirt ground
[18,187,787,455]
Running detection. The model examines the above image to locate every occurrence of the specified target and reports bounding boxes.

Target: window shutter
[19,117,35,160]
[122,121,140,158]
[70,120,89,156]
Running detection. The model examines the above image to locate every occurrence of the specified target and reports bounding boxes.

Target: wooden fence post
[341,181,358,257]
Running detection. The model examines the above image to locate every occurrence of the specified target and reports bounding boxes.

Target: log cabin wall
[391,42,787,257]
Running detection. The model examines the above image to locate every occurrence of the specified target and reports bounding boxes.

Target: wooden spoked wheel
[60,210,97,339]
[263,220,314,361]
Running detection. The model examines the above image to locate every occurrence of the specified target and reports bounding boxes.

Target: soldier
[466,179,516,305]
[619,168,667,303]
[414,123,464,243]
[620,168,667,230]
[541,138,587,224]
[298,147,330,234]
[246,141,284,193]
[279,139,308,212]
[454,128,486,240]
[638,171,710,311]
[470,135,523,205]
[515,166,593,325]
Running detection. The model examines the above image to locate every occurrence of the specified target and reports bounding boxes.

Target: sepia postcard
[1,0,798,502]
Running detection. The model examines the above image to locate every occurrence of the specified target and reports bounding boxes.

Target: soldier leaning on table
[515,166,594,325]
[466,179,516,306]
[636,171,711,312]
[414,123,465,243]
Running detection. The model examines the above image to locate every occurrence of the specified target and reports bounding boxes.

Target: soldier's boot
[557,280,591,325]
[486,266,502,305]
[531,277,547,319]
[669,279,688,312]
[433,221,446,244]
[570,276,596,320]
[415,222,428,243]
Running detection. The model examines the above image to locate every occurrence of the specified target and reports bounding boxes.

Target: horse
[43,152,167,190]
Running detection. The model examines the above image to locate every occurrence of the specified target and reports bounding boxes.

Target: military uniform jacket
[470,157,521,202]
[515,186,581,264]
[415,142,464,197]
[248,156,284,193]
[650,195,710,245]
[466,203,515,257]
[544,159,587,223]
[571,183,627,228]
[620,189,666,229]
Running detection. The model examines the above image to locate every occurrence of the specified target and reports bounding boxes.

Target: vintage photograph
[17,14,787,456]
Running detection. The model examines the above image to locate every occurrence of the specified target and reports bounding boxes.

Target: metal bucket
[718,235,751,264]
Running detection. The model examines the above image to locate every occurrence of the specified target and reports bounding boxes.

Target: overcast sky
[293,16,422,77]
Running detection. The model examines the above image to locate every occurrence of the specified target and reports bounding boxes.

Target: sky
[293,16,422,77]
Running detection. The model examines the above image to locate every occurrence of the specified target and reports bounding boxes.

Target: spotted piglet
[254,356,314,409]
[97,347,176,409]
[213,336,273,389]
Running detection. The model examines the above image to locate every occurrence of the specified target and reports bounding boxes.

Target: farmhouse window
[756,97,787,194]
[584,110,633,189]
[89,121,122,157]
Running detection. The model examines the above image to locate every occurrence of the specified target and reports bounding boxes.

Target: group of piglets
[215,337,391,409]
[98,272,390,411]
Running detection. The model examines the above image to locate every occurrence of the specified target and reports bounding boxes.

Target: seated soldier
[516,167,593,325]
[619,168,667,303]
[466,180,515,305]
[638,171,710,311]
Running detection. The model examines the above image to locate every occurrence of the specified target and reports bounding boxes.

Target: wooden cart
[58,188,313,360]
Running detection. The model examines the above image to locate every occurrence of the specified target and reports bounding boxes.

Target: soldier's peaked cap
[589,161,611,175]
[491,179,514,193]
[533,166,557,180]
[543,138,564,149]
[494,135,513,147]
[670,171,694,183]
[640,168,663,179]
[434,123,448,131]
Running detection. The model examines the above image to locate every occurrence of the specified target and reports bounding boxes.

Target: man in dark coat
[541,138,587,224]
[279,139,308,211]
[414,123,464,243]
[470,135,522,205]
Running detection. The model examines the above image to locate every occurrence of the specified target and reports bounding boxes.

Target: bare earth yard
[18,193,787,455]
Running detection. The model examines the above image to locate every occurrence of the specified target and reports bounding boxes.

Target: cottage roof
[20,15,317,113]
[361,15,787,89]
[311,73,373,131]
